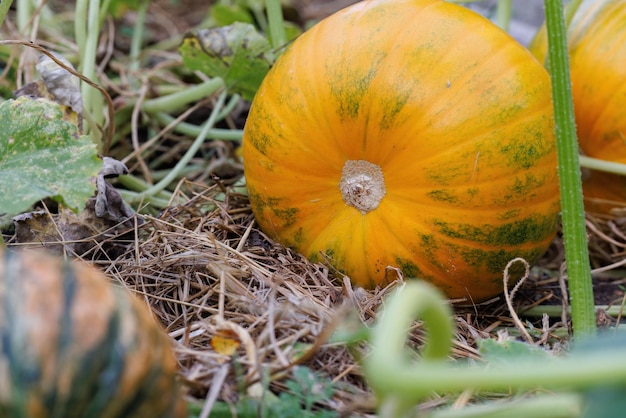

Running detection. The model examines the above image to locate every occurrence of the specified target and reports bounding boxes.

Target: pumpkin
[243,0,560,301]
[0,248,186,418]
[530,0,626,215]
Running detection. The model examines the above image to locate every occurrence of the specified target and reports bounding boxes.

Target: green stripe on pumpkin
[44,261,78,417]
[433,214,558,246]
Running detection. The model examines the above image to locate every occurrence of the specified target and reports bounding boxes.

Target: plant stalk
[265,0,286,49]
[134,90,227,200]
[0,0,14,30]
[495,0,513,31]
[364,282,626,418]
[544,0,596,338]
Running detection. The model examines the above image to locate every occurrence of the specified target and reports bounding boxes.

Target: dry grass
[72,179,623,416]
[101,181,387,414]
[6,177,626,414]
[3,0,626,415]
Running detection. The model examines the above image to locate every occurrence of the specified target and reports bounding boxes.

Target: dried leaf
[13,157,140,256]
[210,329,241,359]
[36,53,83,117]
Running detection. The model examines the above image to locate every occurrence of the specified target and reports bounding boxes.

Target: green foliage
[105,0,144,18]
[186,366,338,418]
[364,281,626,418]
[210,2,256,26]
[0,97,101,226]
[478,338,551,365]
[272,366,338,418]
[179,22,274,101]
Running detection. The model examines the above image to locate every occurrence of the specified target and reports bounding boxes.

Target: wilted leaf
[14,80,54,101]
[211,329,241,359]
[180,22,273,100]
[0,97,101,226]
[13,157,139,255]
[36,53,83,117]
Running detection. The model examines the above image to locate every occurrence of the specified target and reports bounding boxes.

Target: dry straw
[85,180,623,415]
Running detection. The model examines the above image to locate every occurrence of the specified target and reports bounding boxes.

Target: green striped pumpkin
[0,249,186,418]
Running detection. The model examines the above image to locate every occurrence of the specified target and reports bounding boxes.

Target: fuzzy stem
[154,113,243,141]
[142,78,224,114]
[365,282,454,416]
[128,0,149,76]
[16,0,32,34]
[0,0,15,30]
[495,0,512,31]
[133,90,227,199]
[521,304,626,319]
[544,0,596,338]
[265,0,286,49]
[428,392,581,418]
[76,0,104,144]
[563,0,583,26]
[364,282,626,418]
[579,156,626,176]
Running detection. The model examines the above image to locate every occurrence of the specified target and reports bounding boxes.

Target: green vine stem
[364,281,626,418]
[521,304,626,319]
[495,0,512,32]
[117,188,171,209]
[129,89,228,202]
[579,156,626,176]
[265,0,286,49]
[563,0,583,26]
[141,78,224,114]
[128,0,149,82]
[75,0,105,145]
[0,0,14,30]
[544,0,596,337]
[364,281,454,416]
[154,113,243,141]
[428,393,581,418]
[16,0,32,34]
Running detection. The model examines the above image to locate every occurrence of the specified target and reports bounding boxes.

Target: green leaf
[210,3,255,26]
[284,21,303,42]
[570,334,626,418]
[478,338,551,365]
[106,0,144,18]
[0,97,101,226]
[179,22,273,101]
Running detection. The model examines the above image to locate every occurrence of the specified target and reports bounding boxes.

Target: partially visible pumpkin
[530,0,626,215]
[0,248,186,418]
[243,0,560,301]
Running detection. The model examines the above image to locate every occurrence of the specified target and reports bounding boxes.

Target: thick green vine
[544,0,596,338]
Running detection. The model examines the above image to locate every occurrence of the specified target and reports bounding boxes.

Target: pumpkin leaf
[36,52,83,117]
[179,22,273,101]
[210,3,255,26]
[0,97,101,226]
[478,338,551,365]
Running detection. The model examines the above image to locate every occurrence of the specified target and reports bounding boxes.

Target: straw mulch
[3,0,626,414]
[79,177,625,416]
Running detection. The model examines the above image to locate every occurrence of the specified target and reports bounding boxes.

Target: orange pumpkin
[530,0,626,215]
[243,0,560,301]
[0,248,186,418]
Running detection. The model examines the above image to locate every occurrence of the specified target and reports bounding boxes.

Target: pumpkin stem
[340,160,386,214]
